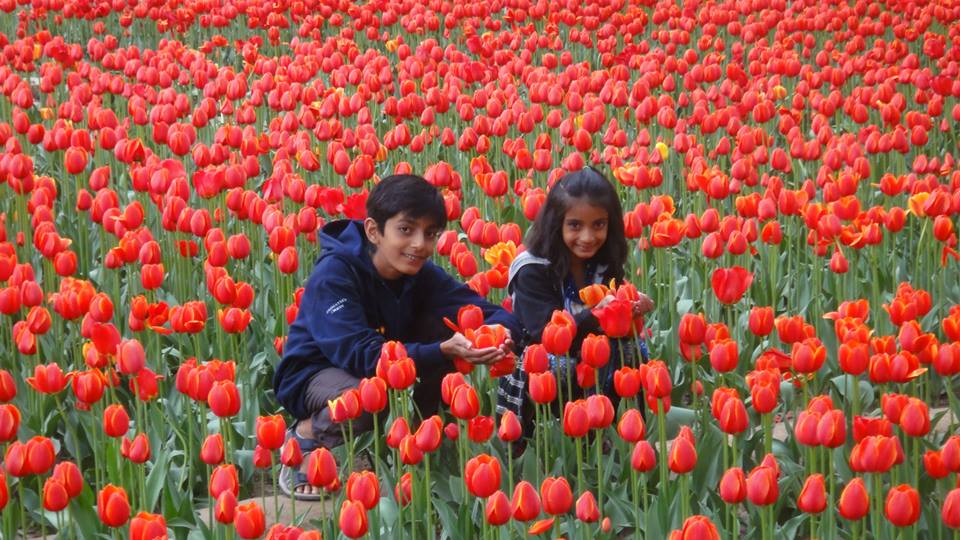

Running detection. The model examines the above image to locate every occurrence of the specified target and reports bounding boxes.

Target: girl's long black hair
[524,166,628,283]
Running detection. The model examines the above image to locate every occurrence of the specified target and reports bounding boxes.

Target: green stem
[270,454,280,523]
[657,405,668,530]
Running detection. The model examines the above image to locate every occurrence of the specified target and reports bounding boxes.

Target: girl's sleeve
[510,264,563,343]
[512,265,602,346]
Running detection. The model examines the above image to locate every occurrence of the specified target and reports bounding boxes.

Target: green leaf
[146,445,174,511]
[433,498,459,539]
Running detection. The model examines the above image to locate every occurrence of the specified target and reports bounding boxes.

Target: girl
[497,167,653,437]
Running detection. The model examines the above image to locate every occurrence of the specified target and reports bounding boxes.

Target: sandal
[278,464,325,501]
[278,423,326,501]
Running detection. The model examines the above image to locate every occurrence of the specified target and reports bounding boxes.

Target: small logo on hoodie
[326,298,347,315]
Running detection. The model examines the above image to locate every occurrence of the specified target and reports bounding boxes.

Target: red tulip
[640,360,672,399]
[899,398,930,437]
[252,445,272,469]
[395,472,413,507]
[542,311,575,355]
[25,362,70,394]
[511,480,541,521]
[121,433,151,464]
[336,500,369,539]
[669,515,720,540]
[797,474,826,514]
[540,476,573,515]
[885,484,921,527]
[708,338,739,372]
[97,485,130,527]
[209,464,240,499]
[498,411,522,442]
[116,338,145,375]
[399,434,424,465]
[719,467,746,504]
[523,344,549,374]
[746,465,778,506]
[791,338,826,374]
[562,400,590,438]
[201,434,225,465]
[592,299,633,338]
[449,384,480,420]
[485,490,511,526]
[51,461,83,499]
[581,334,611,368]
[0,369,15,402]
[711,266,753,304]
[102,403,129,438]
[528,371,557,404]
[71,370,107,405]
[817,409,847,448]
[678,313,707,345]
[208,380,241,417]
[328,389,362,423]
[943,488,960,529]
[746,369,779,414]
[0,404,20,442]
[924,450,950,479]
[346,471,380,510]
[748,306,774,336]
[668,426,697,474]
[386,417,410,448]
[306,447,338,488]
[838,478,869,521]
[467,415,495,443]
[575,490,600,522]
[617,408,646,443]
[255,415,286,450]
[465,454,502,498]
[280,437,303,468]
[631,440,656,472]
[129,512,167,540]
[414,415,443,453]
[43,477,70,512]
[358,377,387,413]
[234,501,266,539]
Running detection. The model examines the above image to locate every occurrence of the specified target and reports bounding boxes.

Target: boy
[274,174,521,499]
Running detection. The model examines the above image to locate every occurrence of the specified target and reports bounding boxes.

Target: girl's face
[562,199,608,265]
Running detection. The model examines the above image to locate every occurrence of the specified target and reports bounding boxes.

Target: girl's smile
[562,200,609,265]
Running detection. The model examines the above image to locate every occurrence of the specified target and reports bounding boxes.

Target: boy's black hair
[366,174,447,231]
[524,166,627,283]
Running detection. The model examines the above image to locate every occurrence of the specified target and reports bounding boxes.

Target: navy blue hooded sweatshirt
[273,219,523,419]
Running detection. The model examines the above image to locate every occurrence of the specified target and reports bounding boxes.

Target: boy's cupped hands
[440,326,514,365]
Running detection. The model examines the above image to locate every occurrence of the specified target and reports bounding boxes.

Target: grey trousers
[302,363,453,448]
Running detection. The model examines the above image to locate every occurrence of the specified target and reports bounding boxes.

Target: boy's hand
[441,333,504,365]
[632,293,654,315]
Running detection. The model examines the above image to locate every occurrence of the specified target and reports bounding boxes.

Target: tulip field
[3,0,960,537]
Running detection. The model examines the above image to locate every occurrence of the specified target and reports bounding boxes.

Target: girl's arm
[511,264,602,344]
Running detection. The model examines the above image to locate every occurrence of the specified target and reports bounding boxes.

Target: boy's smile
[365,213,442,280]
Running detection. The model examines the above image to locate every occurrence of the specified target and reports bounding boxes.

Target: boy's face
[364,213,442,280]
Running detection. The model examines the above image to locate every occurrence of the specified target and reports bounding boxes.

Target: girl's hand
[488,325,515,356]
[441,332,505,365]
[632,293,654,315]
[595,294,617,309]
